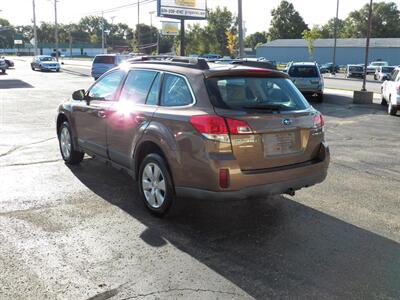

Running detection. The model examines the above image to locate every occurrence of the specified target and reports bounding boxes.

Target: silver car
[31,55,60,72]
[288,62,324,102]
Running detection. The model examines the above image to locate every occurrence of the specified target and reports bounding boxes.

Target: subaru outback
[57,57,330,216]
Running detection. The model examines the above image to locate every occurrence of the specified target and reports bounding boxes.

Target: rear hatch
[92,55,116,75]
[288,65,321,91]
[206,73,324,171]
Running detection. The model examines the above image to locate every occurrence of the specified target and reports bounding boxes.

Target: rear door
[107,69,160,167]
[208,75,323,171]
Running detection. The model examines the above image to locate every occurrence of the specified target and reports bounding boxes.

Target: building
[0,42,104,57]
[256,38,400,65]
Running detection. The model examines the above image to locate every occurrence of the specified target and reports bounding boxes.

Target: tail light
[313,113,325,129]
[219,169,229,188]
[190,115,253,142]
[396,85,400,93]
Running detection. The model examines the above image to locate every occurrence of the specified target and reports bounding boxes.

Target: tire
[58,121,84,165]
[316,93,323,103]
[31,64,35,71]
[1,69,5,74]
[381,89,387,105]
[56,68,60,72]
[138,153,174,217]
[388,100,397,116]
[374,75,377,80]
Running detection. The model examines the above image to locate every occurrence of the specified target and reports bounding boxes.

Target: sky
[0,0,398,34]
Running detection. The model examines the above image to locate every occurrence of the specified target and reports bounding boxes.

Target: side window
[146,73,161,105]
[119,70,157,104]
[88,70,125,101]
[160,74,194,107]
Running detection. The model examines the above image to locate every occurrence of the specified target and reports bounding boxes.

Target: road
[1,60,400,299]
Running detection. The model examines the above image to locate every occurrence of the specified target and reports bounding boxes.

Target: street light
[32,0,38,55]
[149,11,156,28]
[48,0,59,61]
[238,0,244,58]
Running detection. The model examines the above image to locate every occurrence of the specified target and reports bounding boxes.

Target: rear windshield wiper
[241,104,285,111]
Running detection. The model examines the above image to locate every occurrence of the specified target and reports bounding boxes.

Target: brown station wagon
[57,57,330,216]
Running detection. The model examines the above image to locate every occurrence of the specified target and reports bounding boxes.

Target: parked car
[1,57,14,68]
[0,58,7,74]
[381,67,400,116]
[199,53,222,60]
[319,62,339,74]
[57,57,330,216]
[345,65,365,79]
[367,61,389,74]
[287,62,324,102]
[31,55,60,72]
[91,54,132,80]
[374,66,395,81]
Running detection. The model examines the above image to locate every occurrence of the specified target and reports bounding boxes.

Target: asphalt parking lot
[1,60,400,299]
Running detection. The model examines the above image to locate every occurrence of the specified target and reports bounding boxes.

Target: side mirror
[72,89,85,101]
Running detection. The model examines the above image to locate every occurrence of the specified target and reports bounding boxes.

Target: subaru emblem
[282,118,292,126]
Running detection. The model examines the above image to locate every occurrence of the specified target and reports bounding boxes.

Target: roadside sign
[14,40,23,45]
[14,34,23,46]
[158,0,206,20]
[161,21,180,36]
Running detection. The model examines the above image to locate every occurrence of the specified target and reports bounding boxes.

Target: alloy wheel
[142,163,166,209]
[60,127,71,159]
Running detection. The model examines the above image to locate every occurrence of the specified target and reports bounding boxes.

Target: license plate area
[263,131,301,156]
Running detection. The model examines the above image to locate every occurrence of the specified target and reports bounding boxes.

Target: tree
[341,1,400,38]
[226,31,237,57]
[244,31,268,50]
[302,26,321,61]
[268,0,308,40]
[319,18,345,39]
[135,24,158,54]
[204,6,237,55]
[0,18,16,48]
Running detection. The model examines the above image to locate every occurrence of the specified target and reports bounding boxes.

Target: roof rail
[127,55,209,70]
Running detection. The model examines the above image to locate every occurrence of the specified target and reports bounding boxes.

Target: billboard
[161,22,180,36]
[158,0,206,20]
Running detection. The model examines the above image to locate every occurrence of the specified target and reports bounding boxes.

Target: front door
[74,70,125,157]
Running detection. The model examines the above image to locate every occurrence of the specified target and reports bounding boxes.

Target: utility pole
[149,11,155,28]
[180,19,185,56]
[54,0,59,61]
[101,11,105,54]
[69,31,72,57]
[362,0,373,91]
[137,0,140,50]
[332,0,339,75]
[32,0,38,55]
[238,0,244,58]
[110,16,116,51]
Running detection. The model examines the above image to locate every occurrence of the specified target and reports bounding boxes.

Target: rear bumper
[176,143,330,201]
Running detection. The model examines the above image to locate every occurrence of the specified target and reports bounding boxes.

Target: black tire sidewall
[138,154,174,217]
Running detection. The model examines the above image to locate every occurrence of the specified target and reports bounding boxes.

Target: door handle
[98,110,107,118]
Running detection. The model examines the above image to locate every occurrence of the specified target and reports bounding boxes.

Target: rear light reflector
[313,113,325,129]
[219,169,229,188]
[226,118,253,134]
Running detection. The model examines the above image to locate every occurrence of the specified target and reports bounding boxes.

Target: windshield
[39,56,56,62]
[288,66,319,78]
[206,76,310,111]
[349,66,363,72]
[382,67,395,73]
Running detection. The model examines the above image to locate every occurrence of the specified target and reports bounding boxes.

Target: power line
[86,0,156,16]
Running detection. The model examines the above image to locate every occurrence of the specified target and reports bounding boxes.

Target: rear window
[349,66,363,72]
[93,56,115,64]
[288,66,319,78]
[206,77,310,111]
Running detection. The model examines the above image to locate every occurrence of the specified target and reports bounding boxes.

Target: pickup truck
[381,67,400,116]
